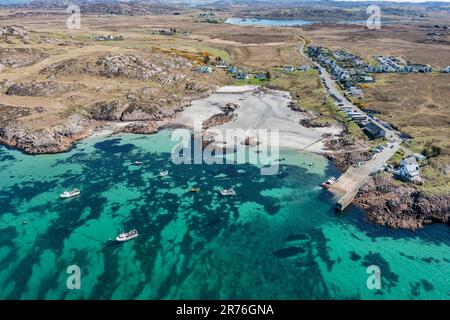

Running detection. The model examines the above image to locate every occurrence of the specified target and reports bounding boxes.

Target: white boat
[60,188,80,198]
[134,161,143,166]
[116,229,139,242]
[159,170,169,177]
[220,188,236,196]
[321,177,336,189]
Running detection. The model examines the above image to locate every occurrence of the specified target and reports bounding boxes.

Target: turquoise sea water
[0,130,448,300]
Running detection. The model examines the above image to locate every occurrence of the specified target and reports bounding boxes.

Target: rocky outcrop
[202,113,236,130]
[6,81,76,97]
[90,100,128,121]
[299,118,330,128]
[0,48,48,68]
[353,175,450,229]
[122,121,158,134]
[121,102,175,121]
[0,115,99,154]
[97,54,162,80]
[0,25,29,44]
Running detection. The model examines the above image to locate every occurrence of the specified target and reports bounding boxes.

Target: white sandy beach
[171,86,342,153]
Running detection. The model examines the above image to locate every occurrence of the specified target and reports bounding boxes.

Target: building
[235,72,249,80]
[364,121,387,139]
[348,86,363,97]
[254,73,267,80]
[283,66,295,72]
[297,66,311,71]
[227,66,238,74]
[195,66,212,73]
[442,66,450,73]
[362,76,374,83]
[395,156,421,182]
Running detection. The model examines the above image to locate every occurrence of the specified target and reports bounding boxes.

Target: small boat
[60,188,80,198]
[322,177,336,189]
[159,170,169,177]
[220,188,236,196]
[134,161,143,166]
[190,188,201,193]
[116,229,139,242]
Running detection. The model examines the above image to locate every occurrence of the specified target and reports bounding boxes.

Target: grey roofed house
[364,121,386,138]
[348,86,363,97]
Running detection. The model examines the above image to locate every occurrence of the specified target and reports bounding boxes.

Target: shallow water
[0,130,448,299]
[225,18,314,27]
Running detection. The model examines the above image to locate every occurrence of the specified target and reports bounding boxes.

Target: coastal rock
[353,175,450,229]
[202,112,237,130]
[121,102,175,121]
[0,115,98,154]
[90,100,128,121]
[299,118,330,128]
[122,121,158,134]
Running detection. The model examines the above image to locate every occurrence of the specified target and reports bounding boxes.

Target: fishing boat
[321,177,336,189]
[220,188,236,196]
[60,188,80,198]
[159,170,169,177]
[116,229,139,242]
[134,161,143,166]
[190,188,201,193]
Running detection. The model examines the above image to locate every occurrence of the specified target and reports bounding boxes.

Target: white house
[396,156,421,182]
[195,66,212,73]
[283,66,295,72]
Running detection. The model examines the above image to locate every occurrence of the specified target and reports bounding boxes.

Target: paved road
[298,44,403,209]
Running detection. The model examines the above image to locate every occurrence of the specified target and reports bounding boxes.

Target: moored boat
[190,188,201,193]
[220,188,236,196]
[134,161,143,166]
[60,188,80,198]
[159,170,169,177]
[116,229,139,242]
[321,177,336,189]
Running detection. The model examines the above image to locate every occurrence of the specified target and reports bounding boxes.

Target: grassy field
[363,74,450,195]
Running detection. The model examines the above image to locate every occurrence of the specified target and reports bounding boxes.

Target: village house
[254,73,267,80]
[364,121,387,139]
[283,66,295,73]
[227,66,238,74]
[297,66,311,71]
[395,156,422,182]
[348,86,363,97]
[235,72,249,80]
[195,66,213,74]
[361,76,374,83]
[442,66,450,73]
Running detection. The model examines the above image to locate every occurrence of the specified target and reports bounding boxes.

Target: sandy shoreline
[171,86,342,154]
